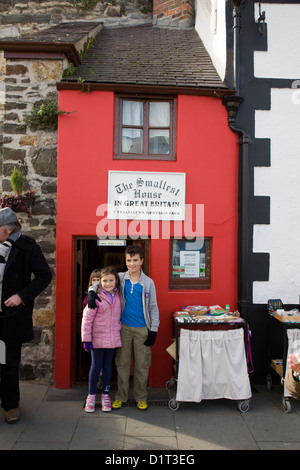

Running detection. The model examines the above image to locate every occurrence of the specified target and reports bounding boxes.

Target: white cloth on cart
[284,329,300,397]
[176,328,251,402]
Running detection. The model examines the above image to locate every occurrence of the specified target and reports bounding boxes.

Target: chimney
[153,0,195,28]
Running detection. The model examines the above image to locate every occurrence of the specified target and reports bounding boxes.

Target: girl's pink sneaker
[101,394,111,412]
[85,394,96,413]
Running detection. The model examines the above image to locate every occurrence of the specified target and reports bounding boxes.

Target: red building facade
[55,90,238,388]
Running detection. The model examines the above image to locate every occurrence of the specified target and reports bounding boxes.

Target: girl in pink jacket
[81,266,121,412]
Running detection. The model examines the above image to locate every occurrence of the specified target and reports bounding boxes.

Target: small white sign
[179,251,200,278]
[97,240,127,246]
[108,171,186,221]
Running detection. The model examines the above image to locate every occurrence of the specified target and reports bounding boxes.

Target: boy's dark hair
[124,245,144,259]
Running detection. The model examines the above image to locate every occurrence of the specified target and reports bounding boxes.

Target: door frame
[73,236,149,383]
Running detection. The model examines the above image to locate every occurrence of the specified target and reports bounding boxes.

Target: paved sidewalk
[0,380,299,451]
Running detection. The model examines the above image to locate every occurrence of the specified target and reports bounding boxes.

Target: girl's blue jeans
[89,348,115,395]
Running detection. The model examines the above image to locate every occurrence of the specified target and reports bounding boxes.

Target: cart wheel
[266,376,272,391]
[168,398,179,411]
[166,378,176,391]
[282,398,292,413]
[237,400,250,413]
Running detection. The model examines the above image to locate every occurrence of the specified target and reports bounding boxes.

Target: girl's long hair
[100,266,120,290]
[87,269,102,288]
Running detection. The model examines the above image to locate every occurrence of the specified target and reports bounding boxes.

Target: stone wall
[2,55,61,382]
[0,0,153,384]
[0,0,153,39]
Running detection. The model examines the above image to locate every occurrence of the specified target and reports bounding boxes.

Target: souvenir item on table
[209,305,227,316]
[182,305,209,316]
[274,308,300,323]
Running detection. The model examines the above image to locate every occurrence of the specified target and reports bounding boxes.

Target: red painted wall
[55,90,238,388]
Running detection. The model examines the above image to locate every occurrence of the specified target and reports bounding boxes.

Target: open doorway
[73,237,149,383]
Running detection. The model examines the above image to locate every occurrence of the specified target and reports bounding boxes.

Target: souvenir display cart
[266,299,300,413]
[166,306,252,412]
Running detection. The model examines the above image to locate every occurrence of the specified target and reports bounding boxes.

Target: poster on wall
[179,250,200,277]
[108,171,186,221]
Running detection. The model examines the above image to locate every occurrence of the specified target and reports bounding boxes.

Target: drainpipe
[222,0,251,321]
[223,99,252,321]
[231,0,241,95]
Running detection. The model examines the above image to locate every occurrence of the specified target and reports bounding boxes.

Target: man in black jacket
[0,208,52,424]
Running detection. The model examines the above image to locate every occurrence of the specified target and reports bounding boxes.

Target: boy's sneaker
[85,394,96,413]
[137,401,148,411]
[101,394,111,412]
[112,399,123,409]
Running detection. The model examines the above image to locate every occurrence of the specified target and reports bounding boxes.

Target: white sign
[179,251,200,277]
[108,171,186,221]
[97,240,127,246]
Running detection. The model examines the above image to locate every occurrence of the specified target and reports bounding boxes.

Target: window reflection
[149,130,169,154]
[122,129,143,153]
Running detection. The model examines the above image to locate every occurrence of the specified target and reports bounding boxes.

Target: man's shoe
[112,399,123,409]
[5,408,20,424]
[137,401,148,411]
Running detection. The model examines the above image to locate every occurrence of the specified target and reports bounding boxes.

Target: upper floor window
[114,96,176,160]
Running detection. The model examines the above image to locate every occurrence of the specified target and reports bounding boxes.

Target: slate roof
[0,22,103,65]
[14,21,101,44]
[0,21,230,92]
[65,24,228,90]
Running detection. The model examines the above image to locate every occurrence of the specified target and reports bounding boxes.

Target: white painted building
[195,0,300,380]
[253,2,300,304]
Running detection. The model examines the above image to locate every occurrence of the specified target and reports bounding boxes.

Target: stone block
[0,26,20,39]
[41,180,57,193]
[32,199,56,216]
[6,64,29,76]
[41,328,54,346]
[105,5,122,17]
[32,61,63,82]
[5,112,20,121]
[4,102,27,110]
[20,363,35,380]
[2,163,26,180]
[33,308,54,327]
[2,14,51,25]
[3,123,27,134]
[36,362,53,380]
[32,148,57,177]
[19,135,38,146]
[41,217,56,226]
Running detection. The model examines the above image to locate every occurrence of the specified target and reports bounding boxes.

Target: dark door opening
[74,237,149,383]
